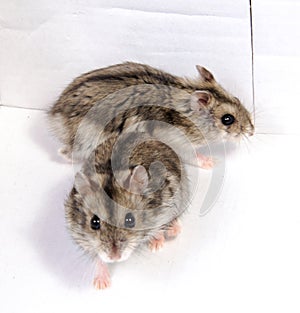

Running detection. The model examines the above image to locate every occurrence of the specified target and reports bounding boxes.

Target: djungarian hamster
[65,131,189,289]
[48,62,254,166]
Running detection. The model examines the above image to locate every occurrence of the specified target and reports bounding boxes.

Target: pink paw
[93,260,111,290]
[149,233,165,252]
[196,153,215,170]
[93,275,111,290]
[165,220,181,239]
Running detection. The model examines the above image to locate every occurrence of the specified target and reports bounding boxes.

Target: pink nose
[109,245,121,261]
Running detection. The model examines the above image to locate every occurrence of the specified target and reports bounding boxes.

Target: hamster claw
[196,153,215,170]
[149,233,165,252]
[93,276,111,290]
[93,260,111,290]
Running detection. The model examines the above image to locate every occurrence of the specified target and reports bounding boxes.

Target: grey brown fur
[48,62,254,161]
[65,132,189,263]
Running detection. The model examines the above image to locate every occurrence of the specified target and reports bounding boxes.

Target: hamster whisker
[68,248,95,286]
[133,246,148,258]
[241,134,251,155]
[255,131,295,136]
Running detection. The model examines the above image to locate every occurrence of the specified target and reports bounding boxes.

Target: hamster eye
[124,213,135,228]
[90,215,101,230]
[221,114,235,126]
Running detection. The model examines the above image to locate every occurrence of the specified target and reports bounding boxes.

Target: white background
[1,1,300,312]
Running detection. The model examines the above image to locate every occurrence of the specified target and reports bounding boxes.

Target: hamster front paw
[149,233,165,252]
[93,275,111,290]
[165,219,181,239]
[196,153,215,170]
[93,260,111,290]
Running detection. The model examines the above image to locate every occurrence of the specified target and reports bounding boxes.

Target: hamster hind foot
[93,259,111,290]
[58,146,82,164]
[196,153,215,170]
[58,146,73,163]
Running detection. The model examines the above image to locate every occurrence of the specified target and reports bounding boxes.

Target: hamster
[65,131,189,289]
[48,62,254,165]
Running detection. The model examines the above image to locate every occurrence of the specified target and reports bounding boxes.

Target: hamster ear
[128,165,149,194]
[191,91,213,110]
[196,65,215,83]
[75,172,98,197]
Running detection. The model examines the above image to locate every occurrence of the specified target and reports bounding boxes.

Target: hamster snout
[95,219,142,263]
[110,243,121,261]
[98,238,136,263]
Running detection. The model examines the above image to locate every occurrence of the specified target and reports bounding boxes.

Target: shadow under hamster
[27,175,95,289]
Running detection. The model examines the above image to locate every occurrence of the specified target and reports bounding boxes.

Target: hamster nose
[109,244,121,261]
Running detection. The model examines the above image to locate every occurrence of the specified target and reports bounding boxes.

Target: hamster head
[65,165,161,263]
[191,65,254,141]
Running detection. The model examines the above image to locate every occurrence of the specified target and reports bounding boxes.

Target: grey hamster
[64,132,189,289]
[48,62,254,163]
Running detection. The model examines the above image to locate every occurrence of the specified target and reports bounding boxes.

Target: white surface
[1,107,299,312]
[1,1,300,312]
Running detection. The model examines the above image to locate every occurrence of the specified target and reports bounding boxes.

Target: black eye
[221,114,235,126]
[124,213,135,228]
[90,215,100,230]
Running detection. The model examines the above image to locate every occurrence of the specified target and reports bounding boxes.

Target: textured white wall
[252,0,300,135]
[0,0,252,112]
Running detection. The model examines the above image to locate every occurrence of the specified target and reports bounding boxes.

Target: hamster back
[48,62,254,162]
